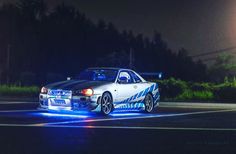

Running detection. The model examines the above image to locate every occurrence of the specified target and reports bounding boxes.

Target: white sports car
[39,68,160,115]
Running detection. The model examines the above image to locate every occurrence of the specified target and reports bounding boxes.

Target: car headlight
[81,88,94,96]
[41,87,48,94]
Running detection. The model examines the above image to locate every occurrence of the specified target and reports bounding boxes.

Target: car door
[128,71,149,102]
[115,71,137,104]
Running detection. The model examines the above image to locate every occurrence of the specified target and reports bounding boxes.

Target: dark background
[0,0,235,85]
[2,0,236,54]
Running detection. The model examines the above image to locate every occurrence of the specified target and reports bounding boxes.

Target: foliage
[189,82,214,91]
[20,72,37,86]
[212,79,236,102]
[0,0,207,85]
[208,53,236,82]
[158,78,187,99]
[46,73,65,84]
[213,86,236,102]
[0,85,39,97]
[154,78,236,102]
[175,90,214,101]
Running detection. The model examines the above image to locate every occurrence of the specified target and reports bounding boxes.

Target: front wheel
[144,93,154,113]
[101,92,113,115]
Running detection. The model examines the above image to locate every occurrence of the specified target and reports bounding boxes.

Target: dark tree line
[0,0,207,85]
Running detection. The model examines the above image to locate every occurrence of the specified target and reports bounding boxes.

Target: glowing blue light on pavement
[110,112,143,117]
[33,112,89,118]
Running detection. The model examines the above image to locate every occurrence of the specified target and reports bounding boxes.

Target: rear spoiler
[139,72,163,79]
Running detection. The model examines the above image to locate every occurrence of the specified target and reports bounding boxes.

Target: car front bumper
[39,93,101,112]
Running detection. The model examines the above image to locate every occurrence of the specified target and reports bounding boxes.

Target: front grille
[48,89,72,99]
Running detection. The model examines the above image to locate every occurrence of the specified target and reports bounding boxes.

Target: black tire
[101,92,113,115]
[144,93,154,113]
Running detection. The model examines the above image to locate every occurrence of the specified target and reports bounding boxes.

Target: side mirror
[118,76,128,84]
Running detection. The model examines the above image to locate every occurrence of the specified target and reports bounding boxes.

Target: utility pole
[0,49,2,85]
[6,44,11,84]
[0,69,2,85]
[129,47,134,69]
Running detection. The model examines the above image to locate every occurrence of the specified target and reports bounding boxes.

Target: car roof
[87,67,133,71]
[87,67,146,82]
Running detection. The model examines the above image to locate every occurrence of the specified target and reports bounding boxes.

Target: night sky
[1,0,236,56]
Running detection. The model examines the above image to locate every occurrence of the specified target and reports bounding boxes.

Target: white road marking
[34,109,235,126]
[160,102,236,109]
[0,109,39,113]
[0,109,235,131]
[0,123,235,131]
[38,125,236,131]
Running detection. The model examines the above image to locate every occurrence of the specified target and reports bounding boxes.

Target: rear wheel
[101,92,113,115]
[144,93,154,113]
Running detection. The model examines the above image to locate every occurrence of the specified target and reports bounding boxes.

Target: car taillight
[41,87,48,94]
[81,88,94,96]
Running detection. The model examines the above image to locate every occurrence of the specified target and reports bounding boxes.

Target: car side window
[119,71,134,83]
[129,71,142,83]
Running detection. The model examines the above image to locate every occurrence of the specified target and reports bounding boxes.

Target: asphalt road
[0,102,236,154]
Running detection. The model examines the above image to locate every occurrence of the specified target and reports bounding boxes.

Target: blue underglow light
[47,106,92,115]
[36,112,89,118]
[110,112,143,117]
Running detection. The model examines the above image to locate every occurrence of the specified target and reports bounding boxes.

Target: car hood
[45,80,111,91]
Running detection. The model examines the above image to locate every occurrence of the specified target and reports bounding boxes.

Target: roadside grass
[153,78,236,103]
[0,85,39,97]
[175,90,214,101]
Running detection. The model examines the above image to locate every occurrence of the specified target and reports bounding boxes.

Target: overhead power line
[191,46,236,58]
[201,57,218,62]
[201,52,236,62]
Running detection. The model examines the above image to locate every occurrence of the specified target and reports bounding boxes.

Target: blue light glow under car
[110,112,143,117]
[33,112,89,118]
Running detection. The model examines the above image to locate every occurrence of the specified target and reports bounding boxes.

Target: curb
[159,102,236,109]
[0,101,38,104]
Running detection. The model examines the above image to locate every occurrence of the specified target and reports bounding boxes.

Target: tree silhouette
[208,54,236,82]
[0,0,208,85]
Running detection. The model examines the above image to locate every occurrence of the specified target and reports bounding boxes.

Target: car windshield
[76,69,118,82]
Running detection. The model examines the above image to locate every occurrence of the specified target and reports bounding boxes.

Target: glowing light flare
[81,88,94,96]
[41,87,48,94]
